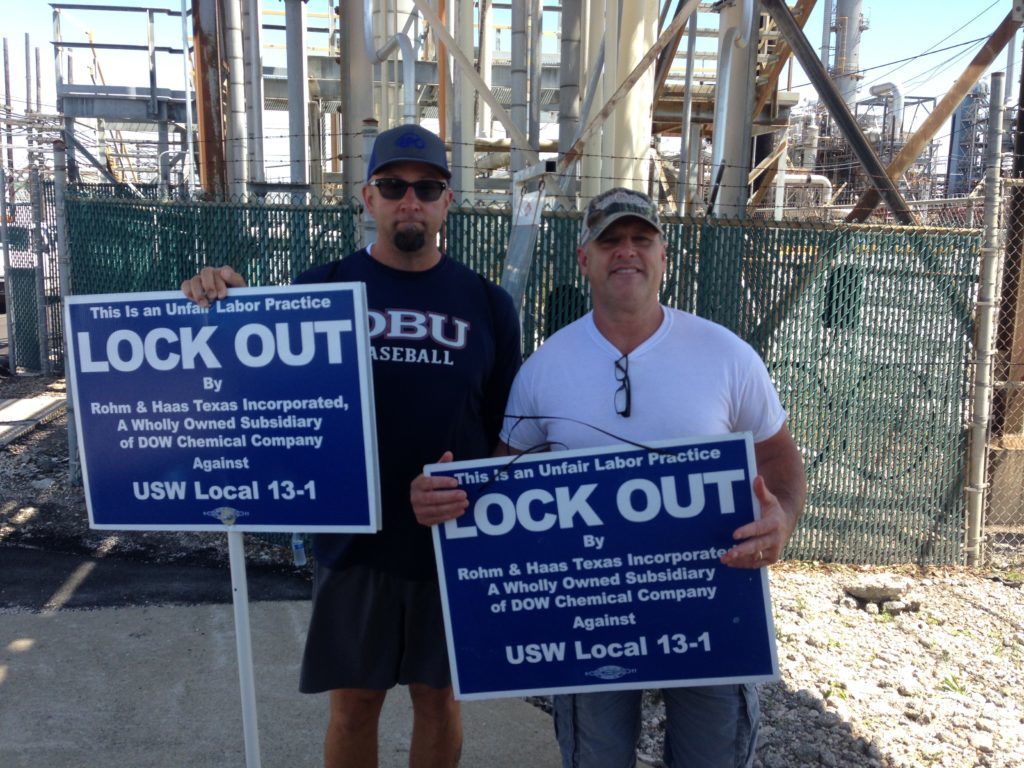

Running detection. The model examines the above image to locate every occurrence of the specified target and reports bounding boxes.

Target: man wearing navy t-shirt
[183,124,521,768]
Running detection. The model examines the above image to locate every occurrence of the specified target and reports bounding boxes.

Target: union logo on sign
[585,665,637,681]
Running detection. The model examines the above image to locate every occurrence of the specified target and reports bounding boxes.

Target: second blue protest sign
[428,434,778,699]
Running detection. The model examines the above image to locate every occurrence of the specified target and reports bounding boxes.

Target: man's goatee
[394,230,426,252]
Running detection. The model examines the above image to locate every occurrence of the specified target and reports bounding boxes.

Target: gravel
[731,566,1021,768]
[3,375,1024,768]
[0,375,307,575]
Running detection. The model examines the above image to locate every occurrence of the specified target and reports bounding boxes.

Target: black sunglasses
[369,178,448,202]
[614,354,631,417]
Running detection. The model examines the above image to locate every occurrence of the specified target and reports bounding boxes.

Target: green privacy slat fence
[53,192,980,565]
[41,182,64,371]
[64,196,358,295]
[4,183,62,374]
[8,269,42,369]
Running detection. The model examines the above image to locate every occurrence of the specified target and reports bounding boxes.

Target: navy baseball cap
[579,187,663,246]
[366,124,451,180]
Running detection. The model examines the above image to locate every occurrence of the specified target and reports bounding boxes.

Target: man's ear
[362,183,375,216]
[577,246,589,275]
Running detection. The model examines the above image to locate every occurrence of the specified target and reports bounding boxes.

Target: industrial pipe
[869,81,904,141]
[780,172,833,197]
[245,0,266,183]
[363,0,417,124]
[222,0,248,197]
[179,0,195,192]
[511,0,527,170]
[678,14,697,215]
[285,0,309,188]
[709,0,755,215]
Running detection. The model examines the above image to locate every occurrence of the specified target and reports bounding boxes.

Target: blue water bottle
[291,533,307,567]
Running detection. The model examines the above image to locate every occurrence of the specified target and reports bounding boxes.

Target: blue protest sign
[428,434,778,699]
[64,284,380,532]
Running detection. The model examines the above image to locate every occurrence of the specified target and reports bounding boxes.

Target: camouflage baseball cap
[579,187,663,246]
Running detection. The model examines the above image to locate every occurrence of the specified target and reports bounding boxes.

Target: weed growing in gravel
[939,675,967,694]
[822,680,848,700]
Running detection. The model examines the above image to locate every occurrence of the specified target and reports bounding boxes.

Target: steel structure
[0,1,1008,217]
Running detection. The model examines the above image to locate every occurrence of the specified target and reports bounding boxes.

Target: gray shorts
[299,562,452,693]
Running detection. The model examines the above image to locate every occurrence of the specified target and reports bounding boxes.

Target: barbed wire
[0,91,1008,209]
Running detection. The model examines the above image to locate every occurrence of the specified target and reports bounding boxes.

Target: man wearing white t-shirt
[413,188,806,767]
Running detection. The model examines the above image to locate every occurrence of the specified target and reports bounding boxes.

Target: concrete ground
[0,385,612,768]
[0,597,564,768]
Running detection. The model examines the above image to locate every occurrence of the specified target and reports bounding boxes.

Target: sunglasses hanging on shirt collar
[614,354,631,417]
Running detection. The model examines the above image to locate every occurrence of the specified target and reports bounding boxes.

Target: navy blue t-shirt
[295,248,521,580]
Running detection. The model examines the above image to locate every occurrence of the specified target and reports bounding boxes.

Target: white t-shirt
[500,306,786,452]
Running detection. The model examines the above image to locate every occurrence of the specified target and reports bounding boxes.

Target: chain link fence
[1,172,60,375]
[7,177,1018,565]
[5,187,981,566]
[983,176,1024,570]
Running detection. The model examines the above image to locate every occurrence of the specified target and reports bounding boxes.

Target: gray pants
[553,684,759,768]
